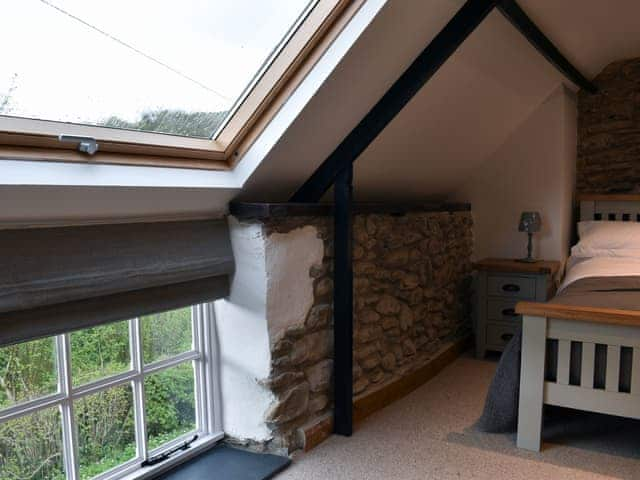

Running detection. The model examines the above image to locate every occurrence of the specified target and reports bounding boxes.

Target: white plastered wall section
[265,226,324,341]
[451,85,577,265]
[214,217,323,441]
[214,217,273,441]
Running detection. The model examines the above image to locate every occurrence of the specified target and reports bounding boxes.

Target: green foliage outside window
[100,110,227,138]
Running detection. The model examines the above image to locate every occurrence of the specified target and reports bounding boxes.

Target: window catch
[141,434,199,467]
[58,135,99,156]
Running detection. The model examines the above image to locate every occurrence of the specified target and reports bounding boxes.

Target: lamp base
[516,257,539,263]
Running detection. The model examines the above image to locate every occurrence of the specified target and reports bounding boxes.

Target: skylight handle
[58,135,99,156]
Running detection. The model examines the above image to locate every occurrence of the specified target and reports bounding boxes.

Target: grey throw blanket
[475,275,640,433]
[475,328,522,433]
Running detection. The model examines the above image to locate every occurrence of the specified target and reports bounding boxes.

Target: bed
[515,195,640,451]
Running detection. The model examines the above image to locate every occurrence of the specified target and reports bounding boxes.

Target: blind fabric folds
[0,219,234,347]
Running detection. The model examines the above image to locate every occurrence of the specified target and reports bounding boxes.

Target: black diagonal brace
[496,0,597,94]
[290,0,498,203]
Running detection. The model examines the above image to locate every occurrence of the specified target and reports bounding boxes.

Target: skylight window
[0,0,353,168]
[2,0,312,137]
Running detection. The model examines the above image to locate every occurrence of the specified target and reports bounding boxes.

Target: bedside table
[473,258,560,358]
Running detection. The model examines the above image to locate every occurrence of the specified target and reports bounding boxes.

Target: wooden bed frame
[515,194,640,451]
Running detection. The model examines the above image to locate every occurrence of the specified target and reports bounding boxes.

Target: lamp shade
[518,211,541,233]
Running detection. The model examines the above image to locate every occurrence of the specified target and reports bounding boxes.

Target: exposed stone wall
[260,211,473,451]
[577,57,640,193]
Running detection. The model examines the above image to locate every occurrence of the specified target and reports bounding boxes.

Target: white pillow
[572,221,640,258]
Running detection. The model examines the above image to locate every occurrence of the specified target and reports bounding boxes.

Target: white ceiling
[239,0,640,202]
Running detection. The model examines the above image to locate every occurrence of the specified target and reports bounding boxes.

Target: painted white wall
[265,226,324,341]
[214,217,274,441]
[451,86,577,265]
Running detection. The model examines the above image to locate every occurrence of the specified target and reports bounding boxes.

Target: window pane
[75,384,136,480]
[2,0,313,137]
[145,363,196,451]
[71,321,131,386]
[0,337,58,410]
[142,307,193,364]
[0,407,65,480]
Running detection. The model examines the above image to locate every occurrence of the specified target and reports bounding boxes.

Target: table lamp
[517,211,541,263]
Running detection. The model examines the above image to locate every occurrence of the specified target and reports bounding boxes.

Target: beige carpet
[276,353,640,479]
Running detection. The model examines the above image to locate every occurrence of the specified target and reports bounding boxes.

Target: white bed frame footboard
[516,307,640,451]
[516,194,640,451]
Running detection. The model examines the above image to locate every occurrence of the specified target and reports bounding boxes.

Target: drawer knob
[502,283,521,292]
[501,308,518,317]
[501,333,514,342]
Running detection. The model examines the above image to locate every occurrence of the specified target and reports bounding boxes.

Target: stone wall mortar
[577,57,640,193]
[260,211,473,451]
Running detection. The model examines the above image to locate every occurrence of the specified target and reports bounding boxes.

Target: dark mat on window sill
[155,445,291,480]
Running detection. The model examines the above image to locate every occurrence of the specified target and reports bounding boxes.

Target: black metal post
[333,164,353,436]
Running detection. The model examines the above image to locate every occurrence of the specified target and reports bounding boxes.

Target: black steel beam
[290,0,497,203]
[333,164,354,436]
[496,0,597,94]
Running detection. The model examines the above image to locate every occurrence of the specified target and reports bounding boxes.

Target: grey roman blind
[0,219,234,346]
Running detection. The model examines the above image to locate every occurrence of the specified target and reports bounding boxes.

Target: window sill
[111,432,225,480]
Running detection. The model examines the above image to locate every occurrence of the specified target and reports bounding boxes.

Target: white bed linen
[559,256,640,293]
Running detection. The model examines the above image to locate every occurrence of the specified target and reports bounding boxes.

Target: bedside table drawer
[487,275,536,299]
[487,298,521,322]
[486,322,518,349]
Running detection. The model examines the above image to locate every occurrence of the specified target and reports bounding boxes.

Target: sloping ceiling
[238,0,640,202]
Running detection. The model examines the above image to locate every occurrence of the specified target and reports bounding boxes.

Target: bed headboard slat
[579,196,640,222]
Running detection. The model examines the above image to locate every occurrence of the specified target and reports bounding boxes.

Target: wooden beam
[333,164,354,435]
[576,193,640,202]
[228,201,471,220]
[290,0,497,202]
[496,0,597,94]
[516,302,640,327]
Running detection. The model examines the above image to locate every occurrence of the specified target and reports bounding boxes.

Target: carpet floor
[276,353,640,479]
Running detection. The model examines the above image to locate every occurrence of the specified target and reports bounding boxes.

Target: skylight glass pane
[1,0,314,138]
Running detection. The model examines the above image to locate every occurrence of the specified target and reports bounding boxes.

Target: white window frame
[0,303,223,480]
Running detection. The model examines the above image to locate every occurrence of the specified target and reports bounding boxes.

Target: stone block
[265,381,310,424]
[360,352,382,370]
[360,309,381,324]
[305,359,333,393]
[381,352,396,372]
[306,304,332,330]
[375,294,401,315]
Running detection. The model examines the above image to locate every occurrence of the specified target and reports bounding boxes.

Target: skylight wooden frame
[0,0,356,170]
